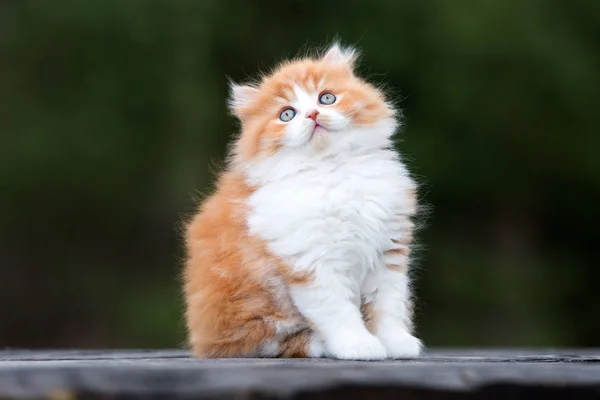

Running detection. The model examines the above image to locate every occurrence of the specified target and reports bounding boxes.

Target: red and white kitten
[184,43,422,359]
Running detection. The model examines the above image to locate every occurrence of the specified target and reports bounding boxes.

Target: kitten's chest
[247,153,414,259]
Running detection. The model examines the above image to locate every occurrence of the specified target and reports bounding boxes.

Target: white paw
[307,335,326,358]
[326,331,388,360]
[378,329,422,358]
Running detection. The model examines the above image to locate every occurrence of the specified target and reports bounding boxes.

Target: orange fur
[278,328,314,358]
[184,44,402,358]
[231,57,393,163]
[361,300,379,334]
[184,171,312,357]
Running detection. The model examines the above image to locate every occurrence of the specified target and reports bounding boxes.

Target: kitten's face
[230,44,395,162]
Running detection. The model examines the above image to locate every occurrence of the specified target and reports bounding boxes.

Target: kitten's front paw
[378,329,422,359]
[326,331,387,360]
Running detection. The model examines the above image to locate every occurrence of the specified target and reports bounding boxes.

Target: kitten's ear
[228,82,259,120]
[322,42,358,69]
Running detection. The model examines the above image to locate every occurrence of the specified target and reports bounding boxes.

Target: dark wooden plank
[0,349,599,399]
[0,349,187,361]
[2,348,599,362]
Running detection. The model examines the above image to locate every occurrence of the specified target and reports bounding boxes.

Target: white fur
[243,85,422,360]
[228,83,259,115]
[272,85,351,149]
[321,42,358,67]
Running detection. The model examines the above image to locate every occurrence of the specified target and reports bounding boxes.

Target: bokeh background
[2,0,599,349]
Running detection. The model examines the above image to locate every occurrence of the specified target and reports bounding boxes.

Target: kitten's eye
[279,108,296,122]
[319,92,336,105]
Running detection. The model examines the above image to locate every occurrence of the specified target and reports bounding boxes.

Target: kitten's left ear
[228,82,259,120]
[322,42,359,69]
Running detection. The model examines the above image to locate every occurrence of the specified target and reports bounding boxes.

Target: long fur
[183,42,423,359]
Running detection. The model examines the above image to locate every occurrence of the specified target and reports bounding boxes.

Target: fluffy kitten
[183,43,422,360]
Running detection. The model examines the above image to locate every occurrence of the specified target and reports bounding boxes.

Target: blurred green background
[2,0,599,349]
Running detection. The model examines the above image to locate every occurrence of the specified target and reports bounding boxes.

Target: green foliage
[1,0,599,348]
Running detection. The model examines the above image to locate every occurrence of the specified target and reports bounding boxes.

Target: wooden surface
[1,349,600,399]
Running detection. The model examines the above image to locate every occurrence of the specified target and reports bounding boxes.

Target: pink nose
[306,110,319,121]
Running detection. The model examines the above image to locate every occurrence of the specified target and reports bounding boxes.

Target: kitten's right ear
[228,82,259,120]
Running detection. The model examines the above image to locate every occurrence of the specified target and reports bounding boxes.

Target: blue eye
[319,92,336,105]
[279,108,296,122]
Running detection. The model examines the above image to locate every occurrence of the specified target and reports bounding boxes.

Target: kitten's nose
[306,110,319,121]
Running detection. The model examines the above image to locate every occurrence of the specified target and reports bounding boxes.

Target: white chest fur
[246,148,415,300]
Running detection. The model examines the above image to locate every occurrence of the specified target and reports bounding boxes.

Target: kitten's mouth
[310,122,328,138]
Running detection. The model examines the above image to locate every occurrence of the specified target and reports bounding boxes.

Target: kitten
[183,43,423,360]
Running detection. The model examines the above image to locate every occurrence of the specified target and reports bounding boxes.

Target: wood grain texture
[1,349,599,399]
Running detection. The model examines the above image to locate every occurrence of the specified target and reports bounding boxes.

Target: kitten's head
[229,43,397,163]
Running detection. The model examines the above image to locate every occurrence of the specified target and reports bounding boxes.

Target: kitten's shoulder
[187,170,253,238]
